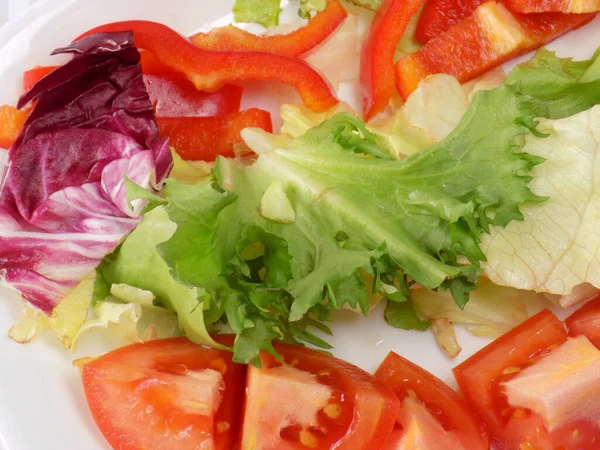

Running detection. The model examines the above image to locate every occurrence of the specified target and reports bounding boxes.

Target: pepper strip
[503,0,600,13]
[157,109,273,161]
[360,0,423,121]
[77,21,338,112]
[415,0,486,43]
[0,105,28,149]
[190,0,348,56]
[396,1,595,99]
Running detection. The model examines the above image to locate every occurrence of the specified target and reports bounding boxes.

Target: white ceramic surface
[0,2,598,449]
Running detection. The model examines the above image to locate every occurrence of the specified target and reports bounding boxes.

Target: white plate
[0,2,598,449]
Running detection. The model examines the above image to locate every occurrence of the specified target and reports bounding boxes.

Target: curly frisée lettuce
[107,48,600,364]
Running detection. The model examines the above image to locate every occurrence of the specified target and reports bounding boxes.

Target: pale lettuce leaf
[233,0,282,27]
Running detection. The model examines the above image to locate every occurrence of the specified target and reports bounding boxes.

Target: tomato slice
[241,343,399,450]
[452,309,600,450]
[566,294,600,348]
[374,352,489,450]
[80,336,245,450]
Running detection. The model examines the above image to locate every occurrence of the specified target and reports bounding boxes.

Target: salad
[1,0,600,448]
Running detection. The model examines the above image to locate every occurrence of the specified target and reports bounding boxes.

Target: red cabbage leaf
[0,31,172,313]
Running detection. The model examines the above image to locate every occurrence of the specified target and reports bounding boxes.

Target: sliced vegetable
[145,74,243,117]
[241,343,399,449]
[396,2,594,99]
[503,0,600,13]
[360,0,422,120]
[0,31,170,313]
[77,21,338,112]
[22,65,58,92]
[452,309,590,449]
[502,335,600,437]
[346,0,382,10]
[566,295,600,348]
[233,0,282,27]
[375,352,489,450]
[415,0,485,43]
[148,47,600,363]
[0,105,28,148]
[190,0,347,57]
[79,336,245,450]
[157,109,273,161]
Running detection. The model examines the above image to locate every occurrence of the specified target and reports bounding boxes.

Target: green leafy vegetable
[94,207,221,348]
[384,300,429,331]
[345,0,382,10]
[299,0,326,18]
[233,0,282,27]
[121,48,600,364]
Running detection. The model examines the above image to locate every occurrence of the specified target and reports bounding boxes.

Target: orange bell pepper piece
[157,109,273,161]
[77,21,338,113]
[0,105,28,149]
[396,1,594,99]
[503,0,600,13]
[190,0,348,56]
[360,0,423,121]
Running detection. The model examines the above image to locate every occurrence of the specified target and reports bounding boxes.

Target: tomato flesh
[374,352,489,450]
[80,337,245,450]
[452,309,600,450]
[241,343,399,450]
[566,294,600,348]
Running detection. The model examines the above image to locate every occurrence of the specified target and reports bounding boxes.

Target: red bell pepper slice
[77,21,338,112]
[396,2,594,100]
[23,66,59,93]
[145,74,243,118]
[190,0,347,56]
[157,109,273,161]
[503,0,600,13]
[360,0,422,121]
[415,0,486,43]
[0,105,28,149]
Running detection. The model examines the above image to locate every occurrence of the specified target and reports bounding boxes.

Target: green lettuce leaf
[94,207,222,348]
[233,0,282,27]
[345,0,382,10]
[137,49,600,363]
[299,0,326,18]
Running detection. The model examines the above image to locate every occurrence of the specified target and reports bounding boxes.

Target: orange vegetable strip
[0,105,28,149]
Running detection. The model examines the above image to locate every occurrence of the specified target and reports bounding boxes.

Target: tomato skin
[242,343,400,450]
[565,294,600,348]
[80,336,245,450]
[157,109,272,161]
[453,309,581,450]
[374,352,490,449]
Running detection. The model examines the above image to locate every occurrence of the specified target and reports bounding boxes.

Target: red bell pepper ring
[77,21,338,113]
[157,109,273,161]
[0,105,28,149]
[23,66,59,93]
[396,1,594,100]
[190,0,348,57]
[503,0,600,13]
[360,0,423,121]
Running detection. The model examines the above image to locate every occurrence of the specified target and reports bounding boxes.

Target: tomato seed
[323,403,342,419]
[299,430,319,448]
[217,421,230,434]
[502,366,521,375]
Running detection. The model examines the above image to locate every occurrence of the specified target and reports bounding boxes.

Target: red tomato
[566,294,600,348]
[374,352,489,449]
[453,309,600,450]
[157,109,273,161]
[80,336,245,450]
[144,74,243,118]
[241,343,399,450]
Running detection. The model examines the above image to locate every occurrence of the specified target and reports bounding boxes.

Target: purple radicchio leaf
[0,31,172,314]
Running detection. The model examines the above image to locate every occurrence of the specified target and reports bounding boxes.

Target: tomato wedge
[374,352,489,450]
[452,309,600,450]
[566,294,600,349]
[241,343,399,449]
[79,336,245,450]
